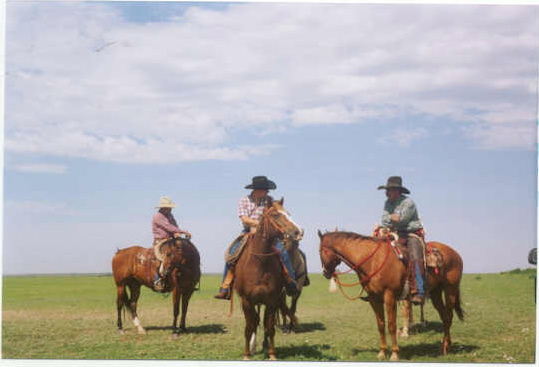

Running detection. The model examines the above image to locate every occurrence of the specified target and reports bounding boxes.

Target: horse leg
[430,287,450,354]
[172,282,181,336]
[127,282,145,335]
[289,293,299,331]
[399,300,411,338]
[179,287,195,332]
[440,285,459,354]
[420,301,427,326]
[263,305,278,360]
[241,298,259,360]
[369,301,387,360]
[385,294,399,361]
[116,284,128,334]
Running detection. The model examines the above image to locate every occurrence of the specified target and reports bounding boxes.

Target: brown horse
[318,231,464,360]
[279,239,308,333]
[112,236,200,336]
[234,199,303,360]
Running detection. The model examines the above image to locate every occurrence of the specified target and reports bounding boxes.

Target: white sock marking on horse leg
[133,317,145,334]
[249,332,257,354]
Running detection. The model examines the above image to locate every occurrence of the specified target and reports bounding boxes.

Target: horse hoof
[269,355,277,361]
[398,328,409,338]
[390,352,399,361]
[118,329,126,335]
[243,356,250,361]
[172,333,179,340]
[137,329,146,335]
[377,351,386,360]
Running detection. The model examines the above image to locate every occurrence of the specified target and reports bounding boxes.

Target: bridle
[325,238,392,301]
[248,207,290,258]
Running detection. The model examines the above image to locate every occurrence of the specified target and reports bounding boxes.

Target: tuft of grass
[2,272,536,362]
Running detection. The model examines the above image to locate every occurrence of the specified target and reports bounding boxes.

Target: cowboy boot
[214,269,234,300]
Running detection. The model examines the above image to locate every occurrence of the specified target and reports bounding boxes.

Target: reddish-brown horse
[234,199,303,360]
[318,231,464,360]
[112,236,200,336]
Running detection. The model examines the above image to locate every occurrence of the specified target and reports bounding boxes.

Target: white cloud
[9,163,67,174]
[378,127,430,148]
[5,200,76,216]
[5,2,538,164]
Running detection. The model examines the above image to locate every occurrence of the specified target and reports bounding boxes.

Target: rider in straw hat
[214,176,301,300]
[152,196,191,291]
[376,176,426,305]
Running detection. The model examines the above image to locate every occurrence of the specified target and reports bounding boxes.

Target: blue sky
[3,1,538,276]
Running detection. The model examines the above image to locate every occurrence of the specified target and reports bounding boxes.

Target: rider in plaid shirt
[214,176,300,300]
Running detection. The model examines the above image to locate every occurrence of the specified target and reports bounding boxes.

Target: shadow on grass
[408,320,444,334]
[289,322,326,333]
[145,324,226,334]
[275,343,337,360]
[398,342,479,360]
[351,342,479,361]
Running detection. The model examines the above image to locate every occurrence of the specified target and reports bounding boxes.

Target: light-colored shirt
[238,194,273,232]
[381,195,423,233]
[152,211,181,240]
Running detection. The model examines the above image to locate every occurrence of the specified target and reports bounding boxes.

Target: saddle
[373,228,443,271]
[224,234,250,266]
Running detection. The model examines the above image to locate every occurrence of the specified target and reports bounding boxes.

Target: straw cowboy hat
[245,176,277,190]
[377,176,410,194]
[155,196,177,209]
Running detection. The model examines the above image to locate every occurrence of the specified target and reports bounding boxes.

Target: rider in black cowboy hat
[376,176,426,305]
[214,176,304,300]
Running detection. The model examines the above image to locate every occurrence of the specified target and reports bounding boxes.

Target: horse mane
[325,231,374,242]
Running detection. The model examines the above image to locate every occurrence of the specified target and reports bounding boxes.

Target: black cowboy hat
[245,176,277,190]
[377,176,410,194]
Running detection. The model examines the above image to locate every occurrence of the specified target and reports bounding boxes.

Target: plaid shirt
[238,194,273,231]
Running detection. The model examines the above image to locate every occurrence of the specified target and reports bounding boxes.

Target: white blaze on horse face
[278,209,303,240]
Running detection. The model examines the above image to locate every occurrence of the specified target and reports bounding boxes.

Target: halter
[328,238,392,301]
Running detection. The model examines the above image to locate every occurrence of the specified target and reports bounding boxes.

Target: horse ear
[318,230,324,240]
[279,197,284,206]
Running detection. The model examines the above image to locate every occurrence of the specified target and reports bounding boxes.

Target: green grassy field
[2,270,536,362]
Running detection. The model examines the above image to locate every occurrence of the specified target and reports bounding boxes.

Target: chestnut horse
[112,236,200,336]
[234,199,303,360]
[318,231,463,361]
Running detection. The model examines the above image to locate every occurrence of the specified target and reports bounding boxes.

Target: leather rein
[330,238,392,301]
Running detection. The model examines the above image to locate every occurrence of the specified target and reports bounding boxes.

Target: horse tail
[454,286,465,321]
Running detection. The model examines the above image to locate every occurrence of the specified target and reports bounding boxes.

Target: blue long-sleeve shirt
[381,195,423,232]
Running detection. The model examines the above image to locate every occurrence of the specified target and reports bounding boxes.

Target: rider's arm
[393,198,415,225]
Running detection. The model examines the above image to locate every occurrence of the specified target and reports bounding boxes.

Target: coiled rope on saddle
[224,235,249,264]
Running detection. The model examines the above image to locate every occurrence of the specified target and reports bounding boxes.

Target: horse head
[261,198,303,242]
[318,230,341,279]
[156,238,184,274]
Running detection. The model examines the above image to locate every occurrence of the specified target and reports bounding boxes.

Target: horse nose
[295,228,304,240]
